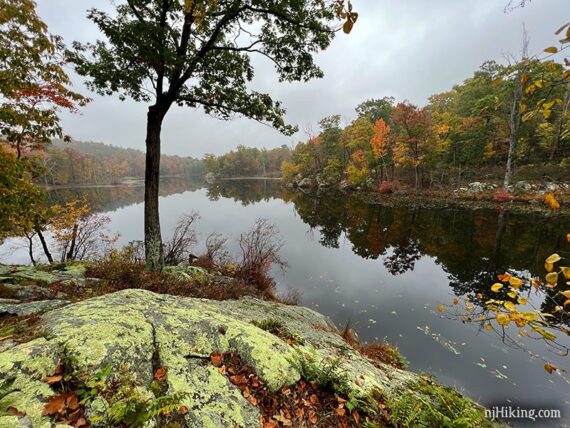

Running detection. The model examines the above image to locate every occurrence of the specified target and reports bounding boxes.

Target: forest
[203,144,292,178]
[282,59,570,190]
[40,140,203,185]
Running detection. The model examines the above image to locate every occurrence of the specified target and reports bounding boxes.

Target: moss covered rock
[0,289,497,427]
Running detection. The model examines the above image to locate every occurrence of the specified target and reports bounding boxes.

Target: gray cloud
[36,0,568,157]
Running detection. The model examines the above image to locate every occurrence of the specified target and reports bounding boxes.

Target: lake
[2,178,570,426]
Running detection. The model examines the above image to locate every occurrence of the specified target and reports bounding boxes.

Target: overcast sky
[36,0,568,157]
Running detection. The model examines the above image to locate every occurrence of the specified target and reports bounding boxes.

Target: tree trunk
[35,228,53,263]
[66,223,78,261]
[550,82,570,161]
[504,76,523,191]
[25,233,36,266]
[144,104,168,271]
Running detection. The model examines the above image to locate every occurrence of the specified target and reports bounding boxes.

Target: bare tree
[163,213,200,265]
[503,28,530,191]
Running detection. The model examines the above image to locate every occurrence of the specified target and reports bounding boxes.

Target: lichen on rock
[0,289,498,427]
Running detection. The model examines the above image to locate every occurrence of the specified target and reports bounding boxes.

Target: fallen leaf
[42,394,67,416]
[42,375,62,384]
[210,353,223,368]
[154,368,167,380]
[179,406,188,415]
[7,407,25,417]
[295,407,305,418]
[544,363,557,374]
[437,304,444,312]
[309,410,318,424]
[309,394,319,404]
[352,410,361,424]
[336,407,346,416]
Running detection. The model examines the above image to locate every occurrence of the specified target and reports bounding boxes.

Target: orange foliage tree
[390,102,434,188]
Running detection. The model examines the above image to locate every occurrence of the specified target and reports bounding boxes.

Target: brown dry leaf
[42,394,67,416]
[210,353,224,367]
[309,394,319,404]
[282,387,291,396]
[263,420,278,428]
[336,407,346,416]
[309,410,318,424]
[246,395,259,406]
[217,366,226,375]
[295,407,305,418]
[42,375,62,384]
[352,410,361,424]
[7,407,25,417]
[251,379,260,388]
[154,367,167,380]
[337,396,347,404]
[66,393,79,411]
[179,406,189,415]
[545,363,557,374]
[229,375,241,385]
[354,379,361,386]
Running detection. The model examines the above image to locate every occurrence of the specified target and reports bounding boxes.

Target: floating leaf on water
[507,291,518,299]
[517,297,528,305]
[453,298,459,305]
[509,277,523,288]
[437,304,444,312]
[545,262,554,273]
[544,363,557,374]
[561,267,570,280]
[485,324,493,331]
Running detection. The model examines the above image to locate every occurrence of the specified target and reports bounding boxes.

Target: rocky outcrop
[0,289,497,427]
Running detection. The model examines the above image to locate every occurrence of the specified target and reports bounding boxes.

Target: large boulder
[0,290,496,427]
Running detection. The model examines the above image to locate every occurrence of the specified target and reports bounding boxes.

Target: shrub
[235,218,287,298]
[492,188,512,202]
[378,181,394,194]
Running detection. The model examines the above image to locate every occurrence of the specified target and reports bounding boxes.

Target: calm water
[2,178,570,426]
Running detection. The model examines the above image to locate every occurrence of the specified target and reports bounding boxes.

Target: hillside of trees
[39,140,203,186]
[282,59,570,190]
[203,145,292,178]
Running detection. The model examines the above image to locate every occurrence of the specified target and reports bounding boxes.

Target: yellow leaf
[544,47,558,54]
[504,301,517,312]
[485,324,493,331]
[545,262,554,272]
[453,298,459,305]
[517,297,527,305]
[546,272,559,285]
[560,267,570,280]
[546,253,562,264]
[507,291,517,299]
[567,233,570,243]
[509,277,523,288]
[560,290,570,299]
[496,313,510,326]
[476,293,483,299]
[491,283,503,292]
[437,304,444,312]
[466,305,474,311]
[564,299,570,307]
